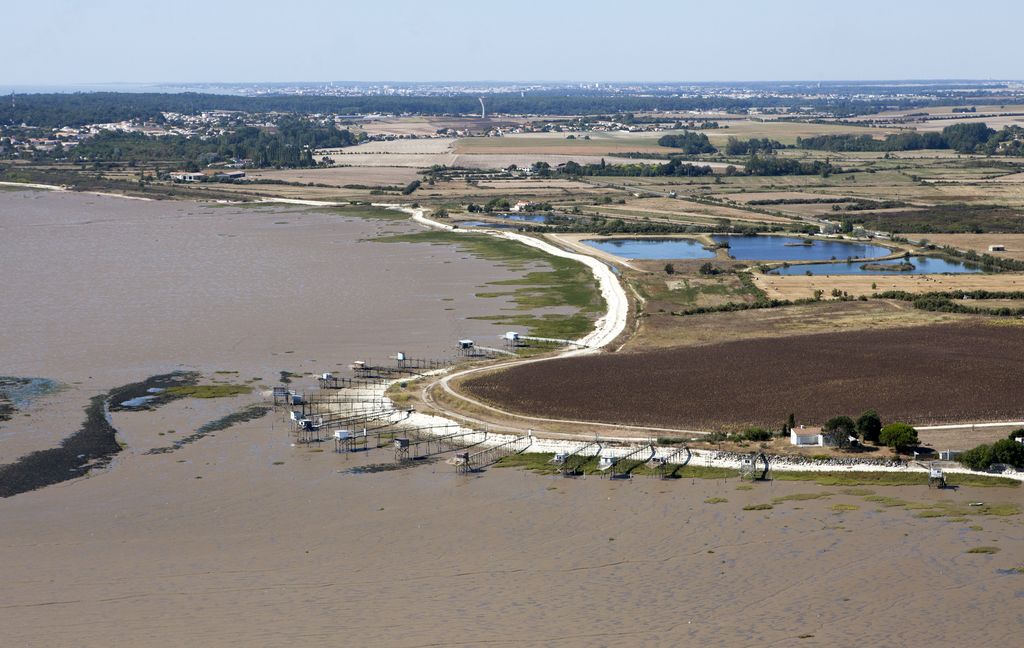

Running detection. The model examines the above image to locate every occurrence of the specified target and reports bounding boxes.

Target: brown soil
[462,323,1024,430]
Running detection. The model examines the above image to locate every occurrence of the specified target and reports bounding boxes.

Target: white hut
[790,425,823,447]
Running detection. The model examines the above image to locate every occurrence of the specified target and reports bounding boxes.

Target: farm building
[790,426,824,446]
[988,244,1006,252]
[170,171,206,182]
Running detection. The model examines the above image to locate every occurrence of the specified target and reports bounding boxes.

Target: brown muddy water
[0,190,531,458]
[1,190,1022,646]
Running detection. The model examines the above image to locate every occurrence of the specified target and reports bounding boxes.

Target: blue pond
[456,221,518,229]
[771,256,983,275]
[582,238,715,260]
[495,213,549,223]
[712,235,892,262]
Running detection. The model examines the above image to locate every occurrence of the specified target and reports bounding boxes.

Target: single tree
[855,410,882,443]
[823,416,856,448]
[879,423,919,453]
[664,263,675,275]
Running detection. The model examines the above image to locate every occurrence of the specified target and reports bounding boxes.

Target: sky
[3,0,1021,86]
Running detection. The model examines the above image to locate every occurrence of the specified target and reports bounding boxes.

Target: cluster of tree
[553,158,716,178]
[656,131,716,154]
[401,180,421,195]
[818,411,918,452]
[467,197,511,213]
[874,290,1024,316]
[797,123,1023,155]
[797,132,946,152]
[743,155,839,176]
[67,117,358,168]
[724,137,783,155]
[957,431,1024,471]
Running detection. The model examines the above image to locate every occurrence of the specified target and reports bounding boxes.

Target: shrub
[991,438,1024,468]
[958,444,994,471]
[879,423,919,453]
[743,426,772,442]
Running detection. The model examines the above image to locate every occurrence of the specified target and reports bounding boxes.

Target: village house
[790,425,825,447]
[170,171,206,183]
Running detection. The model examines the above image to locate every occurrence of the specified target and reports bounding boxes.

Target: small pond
[712,235,892,262]
[494,213,549,223]
[581,238,715,260]
[770,256,983,275]
[456,221,519,229]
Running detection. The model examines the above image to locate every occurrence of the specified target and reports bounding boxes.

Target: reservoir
[712,235,892,262]
[770,256,983,275]
[581,237,715,260]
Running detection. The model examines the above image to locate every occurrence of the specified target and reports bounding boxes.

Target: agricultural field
[850,204,1024,234]
[753,272,1024,300]
[629,299,972,350]
[245,166,422,187]
[461,323,1024,431]
[455,131,669,155]
[912,233,1024,260]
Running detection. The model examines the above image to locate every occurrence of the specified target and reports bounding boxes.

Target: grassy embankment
[313,204,410,220]
[375,230,604,340]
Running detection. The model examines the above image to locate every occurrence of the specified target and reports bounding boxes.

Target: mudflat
[1,429,1021,646]
[0,190,530,459]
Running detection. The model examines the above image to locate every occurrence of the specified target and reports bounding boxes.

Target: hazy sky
[4,0,1020,86]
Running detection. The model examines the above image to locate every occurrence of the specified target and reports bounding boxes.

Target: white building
[170,172,206,182]
[790,425,824,446]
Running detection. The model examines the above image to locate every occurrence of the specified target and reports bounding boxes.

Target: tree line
[797,123,1024,155]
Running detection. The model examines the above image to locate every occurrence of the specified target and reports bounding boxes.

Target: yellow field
[754,272,1024,300]
[915,233,1024,260]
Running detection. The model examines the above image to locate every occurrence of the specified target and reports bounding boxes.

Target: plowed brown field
[462,323,1024,430]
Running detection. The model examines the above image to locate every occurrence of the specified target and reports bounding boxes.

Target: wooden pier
[648,444,691,479]
[458,434,533,472]
[552,438,602,477]
[598,444,655,479]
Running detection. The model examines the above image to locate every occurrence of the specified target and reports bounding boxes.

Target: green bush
[958,444,994,471]
[743,427,772,442]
